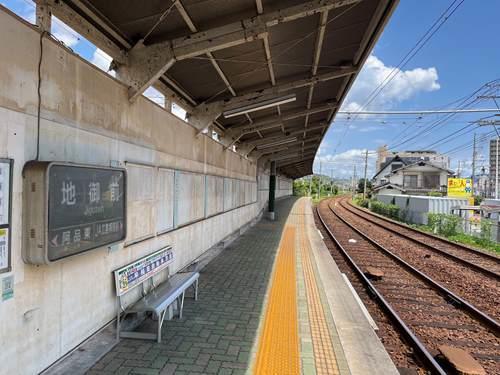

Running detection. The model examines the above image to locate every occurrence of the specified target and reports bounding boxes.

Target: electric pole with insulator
[363,150,368,199]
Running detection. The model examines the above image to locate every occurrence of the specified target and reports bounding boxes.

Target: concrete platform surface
[82,197,397,375]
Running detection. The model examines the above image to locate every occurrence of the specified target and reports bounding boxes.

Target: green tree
[357,178,372,193]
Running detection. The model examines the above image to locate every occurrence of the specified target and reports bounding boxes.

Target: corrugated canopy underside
[63,0,398,178]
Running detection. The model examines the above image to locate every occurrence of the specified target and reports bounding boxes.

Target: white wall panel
[175,171,205,226]
[156,168,175,233]
[126,163,155,242]
[206,175,224,217]
[223,177,233,211]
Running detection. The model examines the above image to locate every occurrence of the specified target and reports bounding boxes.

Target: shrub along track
[317,198,499,374]
[335,196,500,321]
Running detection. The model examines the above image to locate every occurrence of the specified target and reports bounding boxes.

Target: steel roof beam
[271,151,316,162]
[252,137,320,158]
[260,143,318,156]
[215,66,355,108]
[36,0,129,64]
[175,0,237,97]
[256,137,322,152]
[304,10,328,137]
[114,0,360,101]
[194,67,353,134]
[277,156,315,168]
[229,102,336,136]
[249,123,326,147]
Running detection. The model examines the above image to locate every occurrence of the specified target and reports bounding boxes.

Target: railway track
[343,198,500,278]
[317,198,500,374]
[333,197,500,322]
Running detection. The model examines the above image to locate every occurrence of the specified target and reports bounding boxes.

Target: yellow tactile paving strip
[298,201,340,375]
[254,226,301,375]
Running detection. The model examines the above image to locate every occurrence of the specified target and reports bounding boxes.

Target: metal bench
[113,247,199,343]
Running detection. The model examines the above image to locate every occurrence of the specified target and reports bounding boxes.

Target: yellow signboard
[447,178,473,197]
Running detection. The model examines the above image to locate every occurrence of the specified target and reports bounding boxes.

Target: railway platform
[85,197,397,375]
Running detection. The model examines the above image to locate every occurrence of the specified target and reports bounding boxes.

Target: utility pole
[472,133,476,194]
[363,150,368,199]
[352,164,357,195]
[330,169,334,196]
[309,175,312,197]
[318,161,322,200]
[457,161,461,178]
[496,137,499,199]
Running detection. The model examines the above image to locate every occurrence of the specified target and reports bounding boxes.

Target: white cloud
[314,148,377,178]
[342,55,440,112]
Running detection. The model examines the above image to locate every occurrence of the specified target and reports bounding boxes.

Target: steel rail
[328,200,500,335]
[340,199,500,280]
[316,204,447,375]
[346,198,500,264]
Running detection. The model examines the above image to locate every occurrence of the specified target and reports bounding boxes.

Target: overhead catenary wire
[385,81,498,151]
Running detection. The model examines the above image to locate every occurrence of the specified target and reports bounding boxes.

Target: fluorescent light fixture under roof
[257,137,297,150]
[223,94,296,118]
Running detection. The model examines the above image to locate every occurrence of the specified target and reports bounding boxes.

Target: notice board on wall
[0,159,12,273]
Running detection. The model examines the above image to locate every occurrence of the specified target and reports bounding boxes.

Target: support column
[36,1,52,32]
[268,161,276,220]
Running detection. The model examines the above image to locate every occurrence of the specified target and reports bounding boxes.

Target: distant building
[372,156,454,195]
[376,145,450,171]
[489,138,500,196]
[475,167,490,198]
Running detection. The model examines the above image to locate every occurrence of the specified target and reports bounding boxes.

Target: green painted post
[268,161,276,220]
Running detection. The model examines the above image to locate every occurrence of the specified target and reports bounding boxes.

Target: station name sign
[23,162,126,264]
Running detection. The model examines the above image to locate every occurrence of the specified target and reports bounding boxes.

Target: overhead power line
[339,108,500,115]
[332,0,467,154]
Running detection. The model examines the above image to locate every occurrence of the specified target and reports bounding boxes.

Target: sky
[1,0,499,180]
[314,0,500,179]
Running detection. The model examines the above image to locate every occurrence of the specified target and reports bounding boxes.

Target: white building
[372,157,454,196]
[376,146,450,172]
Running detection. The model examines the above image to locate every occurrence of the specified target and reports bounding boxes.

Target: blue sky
[315,0,500,179]
[1,0,499,179]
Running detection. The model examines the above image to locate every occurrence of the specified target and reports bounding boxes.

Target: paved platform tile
[87,198,297,375]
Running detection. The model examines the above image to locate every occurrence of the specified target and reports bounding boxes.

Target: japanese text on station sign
[48,165,126,260]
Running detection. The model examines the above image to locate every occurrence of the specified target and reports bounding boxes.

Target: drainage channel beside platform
[80,197,397,375]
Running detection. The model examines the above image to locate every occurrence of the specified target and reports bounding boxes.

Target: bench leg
[116,299,121,341]
[195,279,199,301]
[179,291,185,319]
[116,310,120,342]
[157,310,167,343]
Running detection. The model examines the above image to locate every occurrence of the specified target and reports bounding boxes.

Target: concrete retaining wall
[0,10,291,374]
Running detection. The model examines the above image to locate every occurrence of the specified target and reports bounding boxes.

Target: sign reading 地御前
[48,164,126,261]
[447,178,473,198]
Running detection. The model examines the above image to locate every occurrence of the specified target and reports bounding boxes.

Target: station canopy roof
[47,0,398,178]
